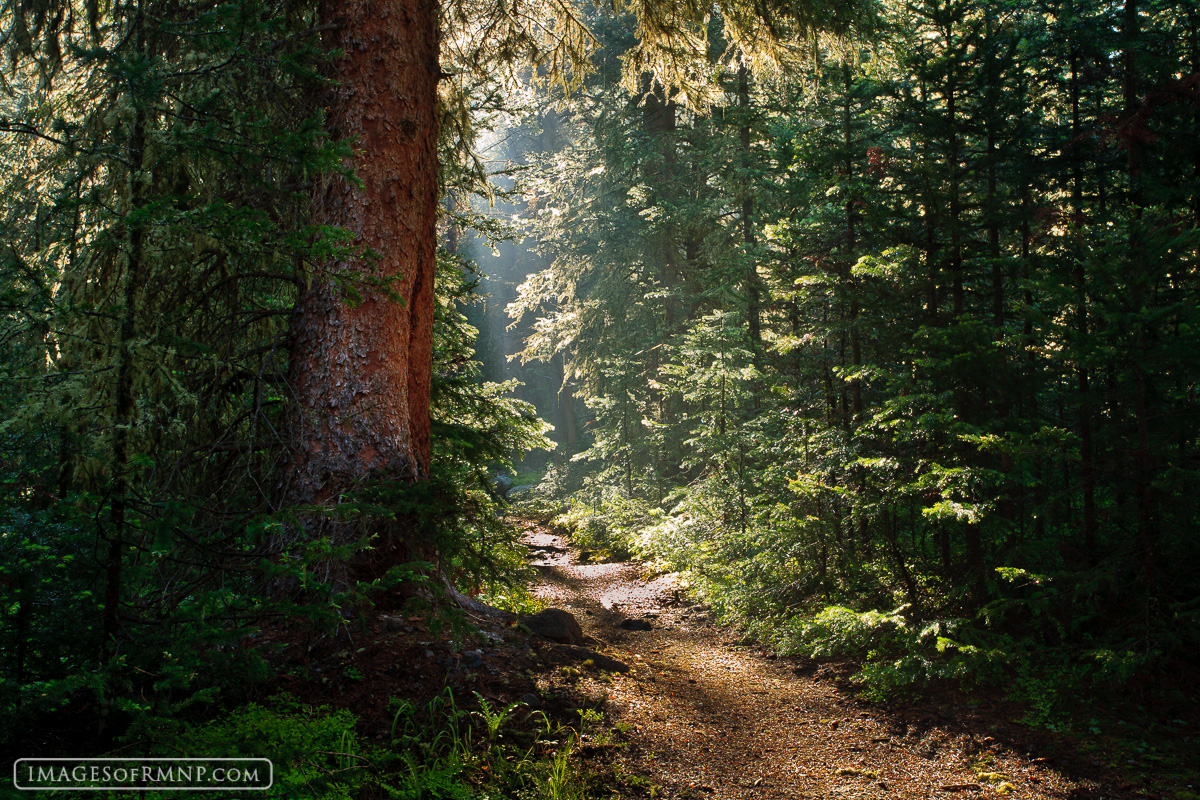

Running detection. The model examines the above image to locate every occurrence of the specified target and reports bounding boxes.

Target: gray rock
[493,473,514,499]
[520,608,584,645]
[462,649,484,669]
[618,618,652,631]
[508,485,535,500]
[519,693,541,708]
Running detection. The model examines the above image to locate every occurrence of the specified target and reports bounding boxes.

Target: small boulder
[618,618,652,631]
[791,659,817,676]
[493,473,514,499]
[508,485,535,500]
[519,692,542,709]
[520,608,584,645]
[555,644,631,673]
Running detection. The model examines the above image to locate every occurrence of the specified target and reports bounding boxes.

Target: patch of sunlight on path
[518,520,1078,800]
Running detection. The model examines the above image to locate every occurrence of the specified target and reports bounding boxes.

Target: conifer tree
[506,0,1200,684]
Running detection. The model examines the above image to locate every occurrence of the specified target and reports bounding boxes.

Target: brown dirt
[522,520,1124,800]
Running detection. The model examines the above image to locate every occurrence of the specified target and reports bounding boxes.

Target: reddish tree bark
[286,0,438,503]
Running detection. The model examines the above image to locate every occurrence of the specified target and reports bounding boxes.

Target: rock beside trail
[520,608,584,645]
[380,614,409,632]
[553,644,631,673]
[618,618,653,631]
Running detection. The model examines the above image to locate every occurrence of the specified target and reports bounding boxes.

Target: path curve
[522,521,1085,800]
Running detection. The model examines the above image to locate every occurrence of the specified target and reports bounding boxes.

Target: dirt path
[522,522,1091,800]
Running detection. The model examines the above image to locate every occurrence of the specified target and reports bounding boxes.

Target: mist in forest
[461,113,575,472]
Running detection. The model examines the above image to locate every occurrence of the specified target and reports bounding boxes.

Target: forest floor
[518,518,1158,800]
[252,516,1191,800]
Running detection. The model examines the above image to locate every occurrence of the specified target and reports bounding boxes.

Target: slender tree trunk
[624,399,634,498]
[843,63,863,420]
[943,61,982,588]
[920,81,939,321]
[938,526,950,575]
[1123,0,1143,207]
[1071,51,1098,558]
[554,352,578,458]
[105,23,151,659]
[1191,7,1200,225]
[947,79,963,319]
[643,76,679,326]
[822,300,837,423]
[885,509,918,607]
[985,11,1003,328]
[1022,190,1045,543]
[642,78,681,482]
[739,62,762,356]
[287,0,439,504]
[1122,0,1156,598]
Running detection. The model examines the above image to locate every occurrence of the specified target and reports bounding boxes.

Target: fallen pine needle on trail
[520,519,1097,800]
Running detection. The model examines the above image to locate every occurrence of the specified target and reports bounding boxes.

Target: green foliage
[475,577,547,616]
[789,606,911,659]
[0,0,349,749]
[0,0,555,758]
[2,689,602,800]
[507,0,1200,714]
[382,687,594,800]
[151,699,371,799]
[553,490,660,560]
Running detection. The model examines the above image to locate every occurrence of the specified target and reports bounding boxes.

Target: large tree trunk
[286,0,439,504]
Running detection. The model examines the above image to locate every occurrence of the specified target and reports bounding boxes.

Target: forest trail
[521,520,1083,800]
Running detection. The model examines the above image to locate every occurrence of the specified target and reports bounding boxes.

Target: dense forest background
[0,0,1197,792]
[492,0,1200,711]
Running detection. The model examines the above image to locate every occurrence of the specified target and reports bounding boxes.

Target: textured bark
[286,0,438,502]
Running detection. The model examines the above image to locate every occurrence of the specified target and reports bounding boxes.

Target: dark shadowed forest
[1,0,1197,796]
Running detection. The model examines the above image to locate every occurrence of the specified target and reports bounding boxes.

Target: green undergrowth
[547,490,1196,731]
[542,488,656,561]
[507,465,573,524]
[725,581,1189,722]
[475,581,548,616]
[2,688,612,800]
[512,469,547,489]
